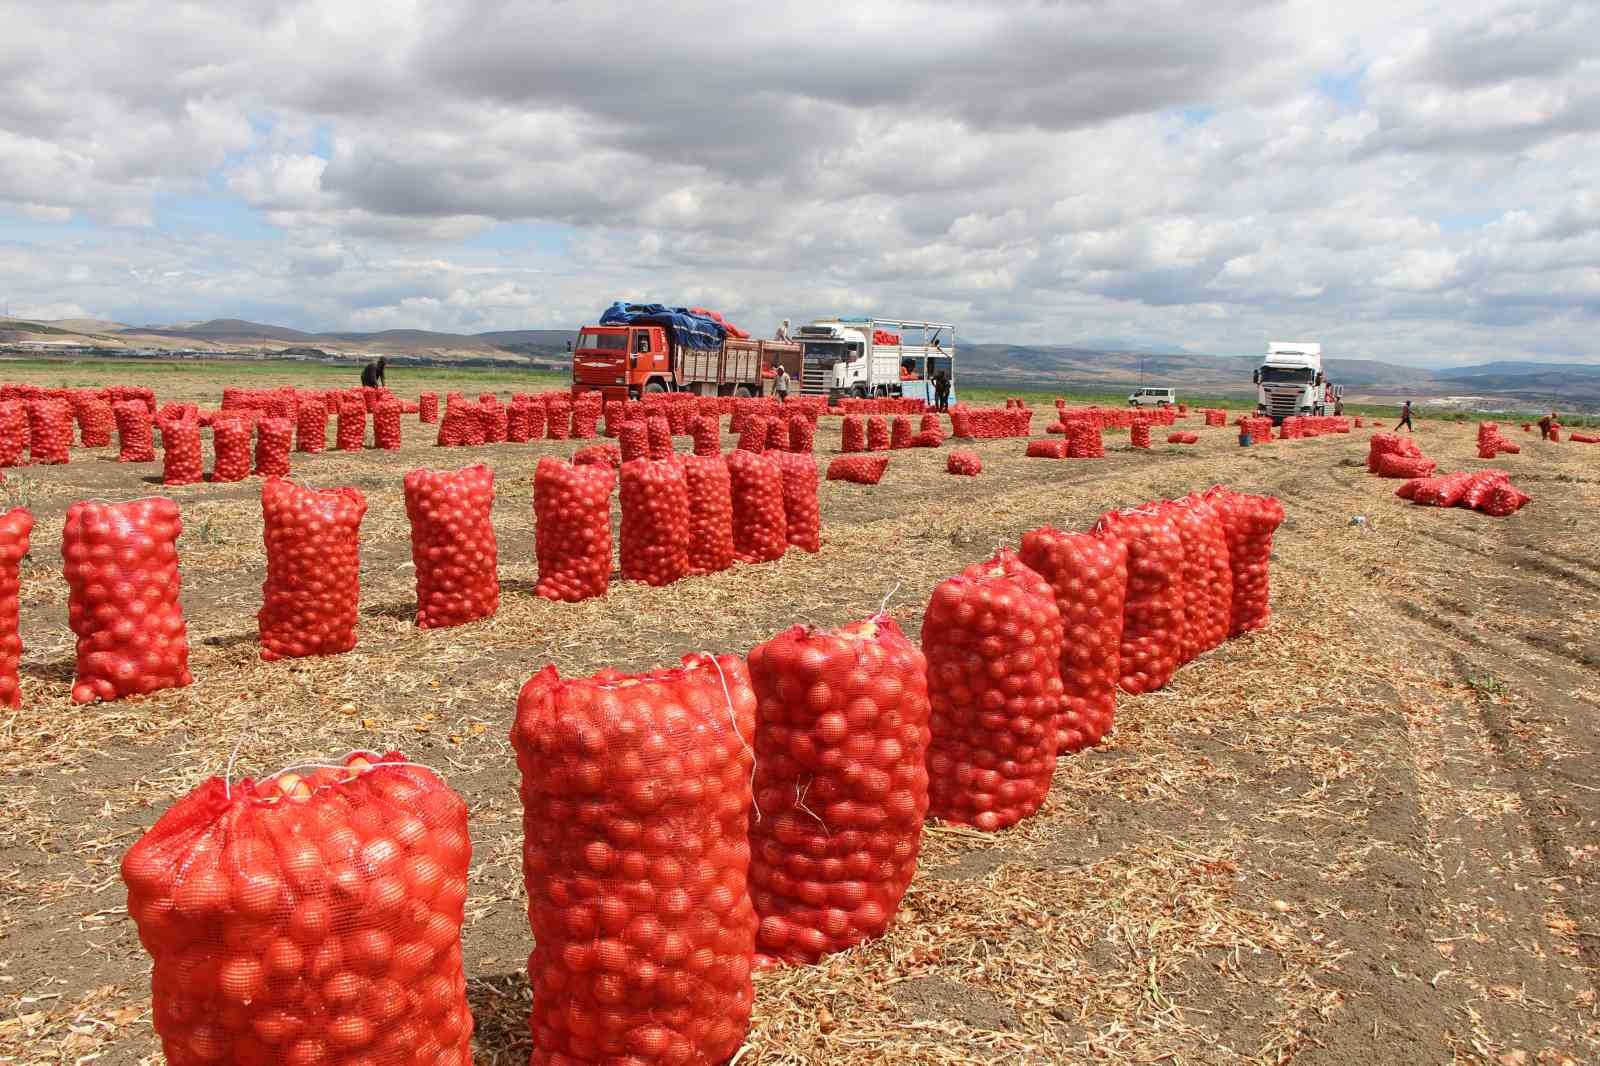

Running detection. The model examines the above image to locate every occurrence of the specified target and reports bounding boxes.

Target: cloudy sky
[2,0,1596,366]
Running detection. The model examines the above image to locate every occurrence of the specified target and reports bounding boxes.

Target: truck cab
[797,317,956,403]
[1254,341,1340,423]
[572,325,671,402]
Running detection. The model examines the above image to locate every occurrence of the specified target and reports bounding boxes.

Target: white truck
[794,317,956,404]
[1253,341,1343,423]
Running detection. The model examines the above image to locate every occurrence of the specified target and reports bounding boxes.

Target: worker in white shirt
[775,319,791,342]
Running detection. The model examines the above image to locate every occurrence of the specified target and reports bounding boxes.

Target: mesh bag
[736,417,769,454]
[1461,470,1510,511]
[866,417,890,451]
[726,449,788,563]
[924,549,1063,831]
[1094,508,1183,695]
[946,450,981,476]
[1027,439,1068,458]
[1130,421,1151,449]
[692,415,722,456]
[507,401,533,443]
[336,397,366,451]
[161,418,204,485]
[1366,433,1419,472]
[0,402,28,466]
[890,417,913,450]
[0,507,33,708]
[259,478,367,660]
[63,497,192,703]
[746,617,931,964]
[571,397,601,439]
[511,655,757,1065]
[1374,453,1435,478]
[788,415,815,454]
[826,455,889,484]
[534,458,615,603]
[374,401,403,450]
[1411,470,1475,507]
[1480,484,1531,517]
[1172,494,1232,657]
[620,458,691,586]
[546,398,571,441]
[683,454,735,576]
[28,400,72,464]
[115,401,156,463]
[619,421,649,462]
[525,401,547,441]
[404,465,499,629]
[1018,528,1127,753]
[210,419,252,483]
[76,396,116,447]
[1205,487,1284,636]
[480,399,509,444]
[120,752,473,1066]
[254,417,292,478]
[771,452,820,554]
[1066,421,1105,458]
[909,429,944,448]
[296,399,328,453]
[920,413,941,433]
[841,417,866,453]
[420,392,439,423]
[647,416,672,459]
[572,443,622,469]
[764,418,788,452]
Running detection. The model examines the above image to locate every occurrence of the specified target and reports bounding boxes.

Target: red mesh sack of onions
[506,400,532,443]
[683,453,735,576]
[1480,483,1531,517]
[746,616,931,964]
[76,395,116,447]
[161,418,204,485]
[511,655,757,1065]
[296,398,328,453]
[890,416,913,450]
[404,464,499,629]
[764,417,788,452]
[210,418,252,483]
[1411,470,1475,507]
[63,497,192,703]
[0,401,28,466]
[28,400,72,464]
[336,396,366,451]
[1460,469,1510,511]
[1130,422,1152,449]
[115,401,156,463]
[772,451,821,554]
[1170,493,1232,658]
[419,392,439,423]
[692,415,721,456]
[524,400,546,441]
[1166,432,1199,445]
[546,397,571,441]
[924,548,1063,831]
[1026,439,1068,458]
[619,421,650,462]
[788,415,814,453]
[120,751,473,1066]
[573,443,622,469]
[826,455,889,484]
[920,413,941,433]
[1066,420,1105,458]
[254,417,292,477]
[736,417,768,454]
[534,457,615,603]
[1204,487,1284,636]
[1093,507,1183,695]
[620,458,691,586]
[474,401,506,445]
[647,415,673,459]
[571,398,601,440]
[866,417,890,451]
[726,448,787,563]
[0,507,33,708]
[1018,527,1127,753]
[946,450,981,475]
[259,478,367,661]
[373,401,403,450]
[841,416,866,453]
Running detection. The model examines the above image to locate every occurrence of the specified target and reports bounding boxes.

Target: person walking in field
[1394,399,1414,433]
[1538,410,1558,439]
[361,356,386,388]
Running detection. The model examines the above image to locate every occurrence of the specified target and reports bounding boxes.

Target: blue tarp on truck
[598,303,724,350]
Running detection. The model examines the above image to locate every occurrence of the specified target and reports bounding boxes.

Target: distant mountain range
[2,316,1596,407]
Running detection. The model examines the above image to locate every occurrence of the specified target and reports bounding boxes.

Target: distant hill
[129,318,320,343]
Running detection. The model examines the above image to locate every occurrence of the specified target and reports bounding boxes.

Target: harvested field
[1,370,1597,1065]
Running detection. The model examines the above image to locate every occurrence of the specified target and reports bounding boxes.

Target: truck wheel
[644,380,667,395]
[735,385,755,399]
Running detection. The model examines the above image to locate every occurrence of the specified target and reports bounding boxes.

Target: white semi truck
[1254,341,1342,423]
[794,317,955,404]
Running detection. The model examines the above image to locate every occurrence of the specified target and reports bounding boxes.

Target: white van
[1128,386,1175,408]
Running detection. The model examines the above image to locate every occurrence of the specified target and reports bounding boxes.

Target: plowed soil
[1,384,1596,1065]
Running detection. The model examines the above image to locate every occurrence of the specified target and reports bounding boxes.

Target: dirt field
[1,372,1596,1065]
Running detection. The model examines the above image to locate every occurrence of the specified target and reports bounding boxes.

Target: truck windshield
[577,333,626,351]
[803,341,859,365]
[1260,366,1314,385]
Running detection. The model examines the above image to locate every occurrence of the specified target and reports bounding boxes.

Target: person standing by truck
[775,365,791,403]
[934,369,951,412]
[1394,399,1414,433]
